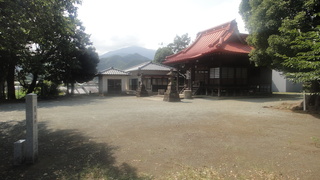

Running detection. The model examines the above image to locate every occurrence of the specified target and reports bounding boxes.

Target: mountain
[98,53,150,71]
[99,46,156,60]
[97,46,157,71]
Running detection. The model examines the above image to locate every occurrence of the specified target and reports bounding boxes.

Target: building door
[129,79,138,90]
[108,79,121,94]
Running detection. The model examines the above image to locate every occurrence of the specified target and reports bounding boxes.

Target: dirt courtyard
[1,94,320,179]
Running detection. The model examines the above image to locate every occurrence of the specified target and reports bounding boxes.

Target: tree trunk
[7,62,16,100]
[27,73,38,94]
[0,80,5,100]
[71,83,75,95]
[65,82,71,96]
[316,94,319,111]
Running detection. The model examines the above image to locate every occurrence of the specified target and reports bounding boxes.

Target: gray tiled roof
[98,67,129,75]
[125,61,176,72]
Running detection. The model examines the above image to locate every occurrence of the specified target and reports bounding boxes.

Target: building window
[152,78,168,86]
[129,79,138,90]
[236,68,247,78]
[221,67,234,79]
[210,68,220,79]
[143,78,152,90]
[235,68,247,85]
[196,70,208,74]
[151,78,168,92]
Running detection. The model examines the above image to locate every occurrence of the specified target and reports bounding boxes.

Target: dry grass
[156,166,296,180]
[71,165,296,180]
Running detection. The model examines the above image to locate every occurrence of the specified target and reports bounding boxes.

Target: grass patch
[311,137,320,148]
[157,166,295,180]
[59,165,153,180]
[38,165,296,180]
[15,89,27,99]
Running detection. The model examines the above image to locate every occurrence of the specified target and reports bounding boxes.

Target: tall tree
[154,33,191,64]
[153,47,173,64]
[53,22,99,95]
[168,33,191,54]
[1,0,99,99]
[0,0,31,99]
[239,0,320,93]
[74,47,99,83]
[19,0,82,94]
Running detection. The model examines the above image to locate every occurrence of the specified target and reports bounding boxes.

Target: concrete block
[14,139,26,165]
[184,90,192,99]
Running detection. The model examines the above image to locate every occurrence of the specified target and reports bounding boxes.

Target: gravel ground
[1,94,319,179]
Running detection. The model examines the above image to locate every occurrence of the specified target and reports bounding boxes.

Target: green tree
[47,21,94,95]
[168,33,191,53]
[1,0,98,99]
[154,33,191,64]
[239,0,320,94]
[63,46,99,95]
[153,47,173,64]
[19,0,83,94]
[74,47,99,83]
[0,0,31,99]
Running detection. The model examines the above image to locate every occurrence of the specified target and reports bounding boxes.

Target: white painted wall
[272,70,302,92]
[99,75,129,94]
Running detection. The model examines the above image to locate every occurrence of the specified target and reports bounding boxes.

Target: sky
[77,0,247,55]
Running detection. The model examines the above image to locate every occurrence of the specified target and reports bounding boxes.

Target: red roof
[163,20,253,64]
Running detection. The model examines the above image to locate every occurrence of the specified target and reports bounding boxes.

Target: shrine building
[163,20,272,96]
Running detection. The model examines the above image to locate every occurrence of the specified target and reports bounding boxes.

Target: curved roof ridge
[151,61,177,70]
[124,61,151,72]
[164,20,252,64]
[197,19,236,37]
[98,66,129,75]
[125,61,176,72]
[166,20,237,60]
[139,61,153,69]
[100,66,121,73]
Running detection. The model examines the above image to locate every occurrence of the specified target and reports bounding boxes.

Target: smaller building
[97,67,129,95]
[272,70,302,92]
[125,61,176,93]
[97,62,175,95]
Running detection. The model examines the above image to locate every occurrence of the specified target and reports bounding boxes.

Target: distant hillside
[98,53,150,71]
[99,46,156,60]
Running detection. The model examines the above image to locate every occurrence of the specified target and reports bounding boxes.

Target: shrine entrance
[108,79,122,94]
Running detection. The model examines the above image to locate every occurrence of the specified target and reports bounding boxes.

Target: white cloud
[78,0,246,55]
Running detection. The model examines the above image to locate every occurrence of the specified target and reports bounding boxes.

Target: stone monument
[136,81,149,97]
[25,93,38,164]
[13,93,38,165]
[136,72,148,97]
[163,69,181,102]
[184,69,192,99]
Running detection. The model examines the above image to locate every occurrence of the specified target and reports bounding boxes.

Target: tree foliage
[154,33,191,64]
[239,0,320,92]
[0,0,99,99]
[153,47,173,64]
[168,33,191,54]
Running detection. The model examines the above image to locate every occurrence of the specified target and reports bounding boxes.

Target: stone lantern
[163,69,180,102]
[136,69,148,97]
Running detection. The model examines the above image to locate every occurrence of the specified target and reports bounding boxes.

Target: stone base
[136,84,149,97]
[163,91,181,102]
[14,139,26,166]
[183,90,192,99]
[158,89,165,95]
[136,90,148,97]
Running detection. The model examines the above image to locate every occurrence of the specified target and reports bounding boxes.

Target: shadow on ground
[0,94,114,112]
[0,121,148,180]
[195,93,302,102]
